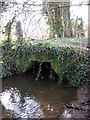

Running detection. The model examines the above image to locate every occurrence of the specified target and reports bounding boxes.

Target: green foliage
[1,39,17,77]
[70,58,89,86]
[1,38,89,86]
[4,16,16,41]
[30,42,89,86]
[36,62,43,80]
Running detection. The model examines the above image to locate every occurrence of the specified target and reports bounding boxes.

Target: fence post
[87,0,90,48]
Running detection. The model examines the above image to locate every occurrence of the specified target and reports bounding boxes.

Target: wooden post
[87,0,90,48]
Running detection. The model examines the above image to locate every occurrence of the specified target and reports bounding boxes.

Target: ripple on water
[0,87,44,118]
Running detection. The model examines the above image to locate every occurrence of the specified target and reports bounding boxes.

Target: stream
[0,65,78,118]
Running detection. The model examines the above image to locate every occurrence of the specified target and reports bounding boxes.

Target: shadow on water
[0,62,78,118]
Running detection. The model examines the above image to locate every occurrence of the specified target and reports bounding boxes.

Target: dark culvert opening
[25,61,59,81]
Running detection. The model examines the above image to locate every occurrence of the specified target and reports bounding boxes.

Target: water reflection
[0,87,44,118]
[1,71,77,118]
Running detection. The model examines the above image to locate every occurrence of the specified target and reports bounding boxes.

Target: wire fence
[0,1,89,41]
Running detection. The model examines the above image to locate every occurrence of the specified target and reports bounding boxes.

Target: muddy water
[0,69,78,118]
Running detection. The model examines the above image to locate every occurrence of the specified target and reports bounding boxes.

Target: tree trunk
[48,4,54,38]
[63,2,70,37]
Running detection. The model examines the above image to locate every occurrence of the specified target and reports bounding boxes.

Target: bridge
[14,39,88,85]
[1,38,88,86]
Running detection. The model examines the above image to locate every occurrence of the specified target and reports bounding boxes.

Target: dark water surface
[0,70,78,118]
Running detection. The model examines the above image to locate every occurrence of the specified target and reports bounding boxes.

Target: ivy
[1,38,89,86]
[49,67,54,79]
[36,61,43,80]
[1,39,17,77]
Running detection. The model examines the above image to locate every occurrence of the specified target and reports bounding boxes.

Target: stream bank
[60,84,90,119]
[0,63,90,119]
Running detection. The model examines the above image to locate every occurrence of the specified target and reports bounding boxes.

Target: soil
[60,84,90,119]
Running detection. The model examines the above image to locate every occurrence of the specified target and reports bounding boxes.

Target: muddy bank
[60,84,90,119]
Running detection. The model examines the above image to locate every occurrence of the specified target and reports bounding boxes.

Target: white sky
[14,0,88,25]
[1,0,88,38]
[70,0,88,25]
[14,0,88,38]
